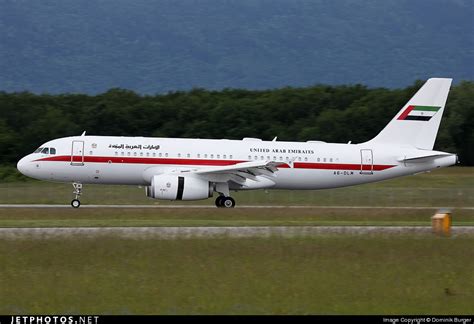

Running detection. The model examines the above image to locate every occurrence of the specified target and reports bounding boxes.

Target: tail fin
[368,78,452,150]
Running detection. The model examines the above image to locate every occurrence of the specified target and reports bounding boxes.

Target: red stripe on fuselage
[36,155,245,166]
[35,155,396,171]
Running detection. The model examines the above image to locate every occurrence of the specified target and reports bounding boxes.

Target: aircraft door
[71,140,85,166]
[360,149,373,174]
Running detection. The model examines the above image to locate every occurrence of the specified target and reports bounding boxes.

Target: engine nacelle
[146,174,213,201]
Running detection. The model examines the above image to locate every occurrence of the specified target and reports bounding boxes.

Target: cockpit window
[34,147,56,154]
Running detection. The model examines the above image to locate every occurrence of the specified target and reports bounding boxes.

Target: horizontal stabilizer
[397,152,452,162]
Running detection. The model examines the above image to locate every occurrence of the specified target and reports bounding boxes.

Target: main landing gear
[215,195,236,208]
[71,182,83,208]
[214,183,235,208]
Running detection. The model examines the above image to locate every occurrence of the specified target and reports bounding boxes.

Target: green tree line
[0,81,473,171]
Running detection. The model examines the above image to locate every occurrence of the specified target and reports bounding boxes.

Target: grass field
[1,235,473,314]
[1,166,472,314]
[1,167,473,207]
[0,207,473,228]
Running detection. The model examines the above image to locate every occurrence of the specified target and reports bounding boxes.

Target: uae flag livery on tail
[397,105,441,121]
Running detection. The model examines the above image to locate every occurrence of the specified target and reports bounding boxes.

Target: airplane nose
[17,156,29,176]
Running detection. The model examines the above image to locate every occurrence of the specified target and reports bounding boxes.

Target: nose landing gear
[71,182,83,208]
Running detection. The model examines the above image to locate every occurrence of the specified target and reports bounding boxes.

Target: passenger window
[50,148,56,155]
[41,148,49,154]
[229,155,233,159]
[223,155,226,159]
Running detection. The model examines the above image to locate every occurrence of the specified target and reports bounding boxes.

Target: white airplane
[17,78,457,208]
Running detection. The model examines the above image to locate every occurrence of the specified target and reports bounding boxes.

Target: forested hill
[1,0,473,94]
[1,81,473,173]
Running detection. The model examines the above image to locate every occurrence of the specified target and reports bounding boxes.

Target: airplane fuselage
[17,135,456,190]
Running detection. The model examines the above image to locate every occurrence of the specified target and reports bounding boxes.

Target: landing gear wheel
[71,182,83,208]
[222,197,235,208]
[215,196,225,208]
[71,199,81,208]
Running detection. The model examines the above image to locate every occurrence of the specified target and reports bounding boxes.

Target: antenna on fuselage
[272,136,277,142]
[81,131,86,136]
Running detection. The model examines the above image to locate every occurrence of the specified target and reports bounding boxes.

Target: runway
[0,204,473,210]
[1,226,474,239]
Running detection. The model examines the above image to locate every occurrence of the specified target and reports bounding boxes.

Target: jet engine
[146,174,213,201]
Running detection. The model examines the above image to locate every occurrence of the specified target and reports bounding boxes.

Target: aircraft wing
[177,160,287,187]
[195,160,280,174]
[183,160,282,177]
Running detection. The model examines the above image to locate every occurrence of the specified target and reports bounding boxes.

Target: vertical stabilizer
[368,78,452,150]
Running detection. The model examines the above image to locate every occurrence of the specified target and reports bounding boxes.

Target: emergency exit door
[360,149,373,174]
[71,141,85,166]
